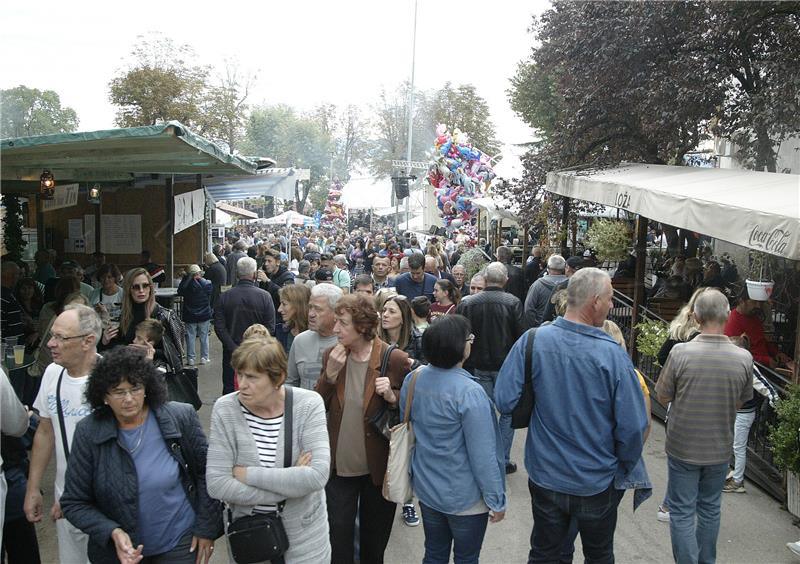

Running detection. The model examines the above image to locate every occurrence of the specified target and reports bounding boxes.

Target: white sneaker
[187,359,195,367]
[657,505,670,523]
[787,541,800,559]
[199,357,210,365]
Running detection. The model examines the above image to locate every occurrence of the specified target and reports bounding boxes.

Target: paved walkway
[31,336,800,563]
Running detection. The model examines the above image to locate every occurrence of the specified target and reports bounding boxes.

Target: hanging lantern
[88,184,101,204]
[39,169,55,200]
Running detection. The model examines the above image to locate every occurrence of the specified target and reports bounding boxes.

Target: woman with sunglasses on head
[101,268,185,372]
[61,346,221,564]
[399,315,506,564]
[378,295,424,366]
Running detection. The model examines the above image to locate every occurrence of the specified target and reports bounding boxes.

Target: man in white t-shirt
[286,283,342,390]
[24,304,101,564]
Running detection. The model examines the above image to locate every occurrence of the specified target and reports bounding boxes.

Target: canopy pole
[629,215,648,362]
[560,197,570,257]
[196,174,204,260]
[165,175,174,288]
[794,309,800,384]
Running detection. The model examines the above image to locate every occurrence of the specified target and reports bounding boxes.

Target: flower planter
[746,279,774,301]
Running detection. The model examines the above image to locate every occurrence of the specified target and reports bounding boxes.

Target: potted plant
[769,385,800,515]
[585,219,631,264]
[456,248,490,282]
[745,250,774,301]
[634,319,669,366]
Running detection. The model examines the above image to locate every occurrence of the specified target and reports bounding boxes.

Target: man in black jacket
[224,240,248,286]
[497,245,526,303]
[213,257,275,394]
[203,252,227,309]
[257,249,295,351]
[456,261,524,474]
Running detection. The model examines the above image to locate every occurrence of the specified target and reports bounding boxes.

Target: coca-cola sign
[748,225,790,256]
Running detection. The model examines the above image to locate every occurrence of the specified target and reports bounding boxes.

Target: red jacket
[724,308,776,365]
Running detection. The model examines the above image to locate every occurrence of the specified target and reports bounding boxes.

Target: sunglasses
[131,283,151,291]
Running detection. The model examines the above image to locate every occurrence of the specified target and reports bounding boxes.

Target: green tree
[108,33,209,128]
[240,105,333,211]
[1,85,79,138]
[1,195,27,261]
[426,82,500,156]
[200,59,256,153]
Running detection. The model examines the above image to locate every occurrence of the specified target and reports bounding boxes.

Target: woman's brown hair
[334,293,379,341]
[120,267,155,335]
[231,335,287,387]
[279,284,311,333]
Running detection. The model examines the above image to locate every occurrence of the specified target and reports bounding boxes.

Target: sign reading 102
[614,191,631,209]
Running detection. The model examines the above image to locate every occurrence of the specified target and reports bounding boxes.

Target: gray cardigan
[206,387,331,564]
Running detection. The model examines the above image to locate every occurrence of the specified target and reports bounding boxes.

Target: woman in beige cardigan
[206,334,331,563]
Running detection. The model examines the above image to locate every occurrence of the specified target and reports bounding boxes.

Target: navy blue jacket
[391,272,437,301]
[177,274,213,323]
[61,402,223,564]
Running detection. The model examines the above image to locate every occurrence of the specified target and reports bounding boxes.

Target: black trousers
[222,348,235,394]
[2,517,40,564]
[326,474,396,564]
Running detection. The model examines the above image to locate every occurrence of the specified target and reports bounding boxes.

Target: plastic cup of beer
[13,345,25,365]
[6,347,16,366]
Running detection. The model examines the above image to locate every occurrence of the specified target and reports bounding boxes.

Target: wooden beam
[165,175,174,288]
[629,215,648,362]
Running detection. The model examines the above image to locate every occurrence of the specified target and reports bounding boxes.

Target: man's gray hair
[333,254,348,266]
[567,268,611,309]
[311,282,343,310]
[399,256,409,270]
[452,264,466,273]
[237,257,257,279]
[496,246,512,263]
[484,262,508,286]
[470,272,486,284]
[547,254,566,272]
[234,240,247,251]
[693,288,730,325]
[64,303,102,342]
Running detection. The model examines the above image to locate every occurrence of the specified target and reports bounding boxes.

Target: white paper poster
[84,215,96,254]
[42,183,80,211]
[174,189,206,234]
[101,215,142,254]
[68,218,83,239]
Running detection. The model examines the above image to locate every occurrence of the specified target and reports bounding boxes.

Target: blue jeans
[528,480,623,564]
[666,456,727,564]
[184,320,210,362]
[419,502,488,564]
[469,369,514,465]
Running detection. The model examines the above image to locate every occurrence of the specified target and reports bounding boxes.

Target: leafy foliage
[1,85,79,138]
[586,220,631,263]
[635,319,669,366]
[456,248,490,283]
[108,33,210,128]
[1,195,27,261]
[769,385,800,474]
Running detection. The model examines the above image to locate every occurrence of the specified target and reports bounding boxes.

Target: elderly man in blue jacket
[496,267,648,564]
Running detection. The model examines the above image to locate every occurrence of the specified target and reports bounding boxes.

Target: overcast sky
[1,0,550,148]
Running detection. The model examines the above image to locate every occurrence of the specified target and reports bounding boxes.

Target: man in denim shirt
[496,268,648,564]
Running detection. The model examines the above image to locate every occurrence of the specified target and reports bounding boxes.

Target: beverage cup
[13,345,25,365]
[6,348,16,366]
[4,336,18,347]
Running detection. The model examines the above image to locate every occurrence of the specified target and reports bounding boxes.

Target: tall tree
[200,59,256,153]
[108,33,209,128]
[426,82,500,156]
[335,104,369,181]
[240,104,333,211]
[1,86,79,138]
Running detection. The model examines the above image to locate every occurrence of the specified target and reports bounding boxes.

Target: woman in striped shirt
[206,334,331,563]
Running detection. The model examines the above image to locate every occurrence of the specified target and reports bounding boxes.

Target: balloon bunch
[322,177,346,230]
[427,124,495,239]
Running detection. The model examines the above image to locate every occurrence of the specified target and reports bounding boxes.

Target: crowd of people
[0,220,796,564]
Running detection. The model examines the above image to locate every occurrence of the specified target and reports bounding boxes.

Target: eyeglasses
[131,283,151,291]
[466,334,475,344]
[107,385,145,399]
[50,333,89,343]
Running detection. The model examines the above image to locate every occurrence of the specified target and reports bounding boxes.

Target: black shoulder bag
[55,368,71,457]
[511,328,537,429]
[368,344,401,440]
[225,386,293,564]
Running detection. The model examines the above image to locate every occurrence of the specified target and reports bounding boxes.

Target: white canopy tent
[262,210,314,226]
[546,163,800,261]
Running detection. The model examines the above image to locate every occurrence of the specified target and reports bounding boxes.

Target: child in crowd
[232,324,274,391]
[132,319,170,374]
[410,296,431,332]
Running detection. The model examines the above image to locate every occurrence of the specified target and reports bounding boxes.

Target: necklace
[119,411,147,454]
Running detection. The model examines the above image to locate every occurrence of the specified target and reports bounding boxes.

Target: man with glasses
[24,304,102,564]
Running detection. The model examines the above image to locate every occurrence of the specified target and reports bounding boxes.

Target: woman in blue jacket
[61,347,221,564]
[399,315,506,564]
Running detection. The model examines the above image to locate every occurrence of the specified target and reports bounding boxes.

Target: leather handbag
[510,328,537,429]
[226,387,293,563]
[368,344,400,440]
[165,367,203,410]
[382,368,421,504]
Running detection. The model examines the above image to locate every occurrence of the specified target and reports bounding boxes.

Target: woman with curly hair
[315,294,410,564]
[101,267,185,372]
[61,347,221,564]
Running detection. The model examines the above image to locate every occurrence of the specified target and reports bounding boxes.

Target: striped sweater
[206,387,331,564]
